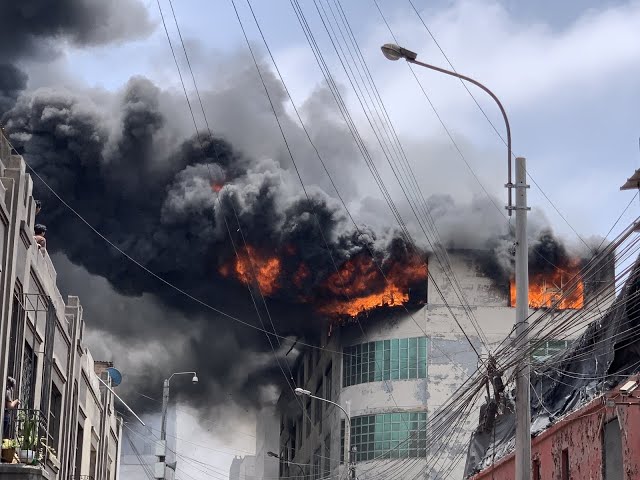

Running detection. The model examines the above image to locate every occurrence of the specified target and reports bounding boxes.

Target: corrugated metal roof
[620,169,640,190]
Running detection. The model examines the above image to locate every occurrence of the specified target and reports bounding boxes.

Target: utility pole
[346,402,355,480]
[156,372,198,480]
[155,378,170,480]
[514,157,531,480]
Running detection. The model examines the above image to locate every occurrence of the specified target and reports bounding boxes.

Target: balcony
[1,409,55,477]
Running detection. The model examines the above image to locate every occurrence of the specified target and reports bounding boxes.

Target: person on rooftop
[34,224,46,250]
[34,200,41,216]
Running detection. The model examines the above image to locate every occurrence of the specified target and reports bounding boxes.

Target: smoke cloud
[0,0,153,116]
[0,2,601,413]
[3,59,420,410]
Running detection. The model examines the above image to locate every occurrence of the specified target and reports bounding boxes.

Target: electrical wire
[406,0,593,253]
[310,0,490,353]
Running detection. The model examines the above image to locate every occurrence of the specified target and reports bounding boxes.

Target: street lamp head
[191,374,199,384]
[380,43,417,62]
[267,451,279,458]
[294,387,311,397]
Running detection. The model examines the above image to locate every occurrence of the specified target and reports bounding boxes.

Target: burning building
[269,246,615,480]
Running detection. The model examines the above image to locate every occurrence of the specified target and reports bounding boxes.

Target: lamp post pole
[295,388,354,479]
[380,44,530,480]
[156,372,198,480]
[267,451,306,479]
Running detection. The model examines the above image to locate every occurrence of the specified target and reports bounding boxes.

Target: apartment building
[0,131,122,480]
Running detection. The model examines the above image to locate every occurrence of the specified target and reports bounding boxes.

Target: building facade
[0,131,122,479]
[230,455,256,480]
[469,376,640,480]
[275,251,615,479]
[254,405,279,480]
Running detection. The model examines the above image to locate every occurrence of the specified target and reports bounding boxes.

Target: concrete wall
[0,134,121,480]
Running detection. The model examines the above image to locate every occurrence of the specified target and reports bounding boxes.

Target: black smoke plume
[0,0,153,116]
[2,73,417,410]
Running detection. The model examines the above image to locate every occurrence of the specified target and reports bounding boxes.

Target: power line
[406,0,592,252]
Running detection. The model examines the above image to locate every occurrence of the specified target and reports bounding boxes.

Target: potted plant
[17,413,39,464]
[1,438,18,463]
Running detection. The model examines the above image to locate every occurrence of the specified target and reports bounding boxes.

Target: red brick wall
[470,394,640,480]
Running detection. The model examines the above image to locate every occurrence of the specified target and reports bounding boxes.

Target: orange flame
[510,263,584,309]
[219,244,427,319]
[293,263,310,289]
[220,246,281,296]
[318,254,427,318]
[211,181,224,193]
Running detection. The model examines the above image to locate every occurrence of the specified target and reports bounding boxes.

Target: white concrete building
[254,406,279,480]
[276,251,614,479]
[230,455,256,480]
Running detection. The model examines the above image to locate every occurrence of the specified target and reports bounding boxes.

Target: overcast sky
[19,0,640,477]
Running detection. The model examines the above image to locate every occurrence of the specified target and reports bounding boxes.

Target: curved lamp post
[267,451,306,478]
[156,372,198,479]
[380,43,530,480]
[295,388,355,479]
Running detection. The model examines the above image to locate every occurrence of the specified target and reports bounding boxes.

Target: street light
[380,43,513,210]
[267,451,306,478]
[380,43,530,480]
[294,388,355,479]
[155,371,198,479]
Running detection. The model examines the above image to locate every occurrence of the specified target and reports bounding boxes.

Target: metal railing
[2,408,50,465]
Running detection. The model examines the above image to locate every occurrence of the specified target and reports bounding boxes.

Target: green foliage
[2,438,18,449]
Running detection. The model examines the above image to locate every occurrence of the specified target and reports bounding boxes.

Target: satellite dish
[106,367,122,387]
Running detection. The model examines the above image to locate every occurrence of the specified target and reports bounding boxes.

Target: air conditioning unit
[620,380,638,395]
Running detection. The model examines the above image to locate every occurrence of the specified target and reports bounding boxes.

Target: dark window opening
[533,457,541,480]
[323,434,331,477]
[305,398,311,438]
[7,290,25,381]
[75,424,84,477]
[561,448,569,480]
[90,446,97,479]
[20,342,37,409]
[49,384,62,450]
[324,363,332,402]
[603,418,623,480]
[314,382,323,433]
